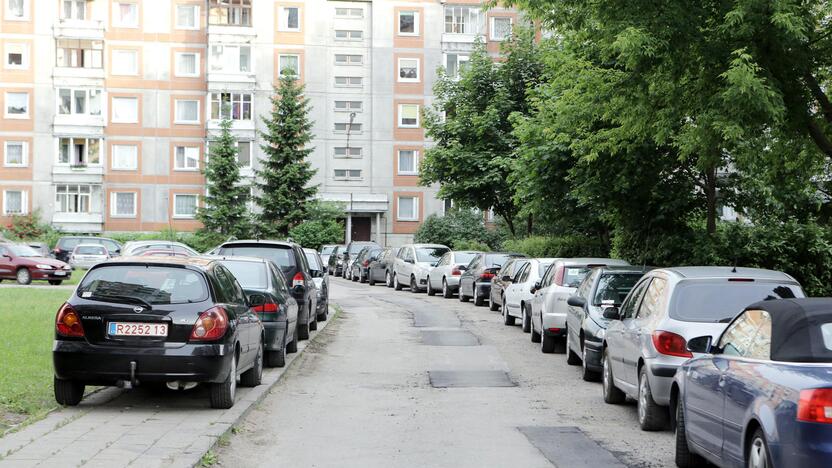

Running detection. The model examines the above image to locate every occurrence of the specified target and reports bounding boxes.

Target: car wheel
[410,275,420,293]
[459,282,470,302]
[297,308,310,340]
[368,272,376,286]
[426,277,436,296]
[442,279,453,299]
[638,366,669,431]
[241,344,264,387]
[316,301,328,322]
[581,345,601,382]
[54,377,84,406]
[49,280,63,286]
[351,270,358,282]
[286,324,299,353]
[502,301,515,326]
[210,353,237,409]
[489,294,500,311]
[602,347,626,404]
[386,271,393,288]
[521,304,531,333]
[567,339,581,365]
[309,305,318,331]
[266,345,286,368]
[675,397,705,467]
[473,287,485,307]
[747,429,772,468]
[541,331,556,353]
[530,309,541,343]
[16,268,32,285]
[394,274,403,291]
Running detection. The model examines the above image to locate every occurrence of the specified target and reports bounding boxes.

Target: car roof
[75,243,108,249]
[220,239,296,248]
[99,256,216,269]
[302,248,320,254]
[206,254,270,264]
[654,266,797,281]
[596,265,652,274]
[556,257,628,265]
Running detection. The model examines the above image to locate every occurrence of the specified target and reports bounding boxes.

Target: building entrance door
[351,217,371,241]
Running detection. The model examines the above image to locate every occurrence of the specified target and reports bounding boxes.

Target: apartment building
[0,0,518,246]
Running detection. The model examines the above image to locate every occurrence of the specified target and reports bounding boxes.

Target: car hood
[17,256,69,268]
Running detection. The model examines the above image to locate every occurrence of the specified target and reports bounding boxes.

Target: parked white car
[501,258,556,330]
[529,258,630,353]
[425,250,480,298]
[393,244,450,293]
[69,244,111,269]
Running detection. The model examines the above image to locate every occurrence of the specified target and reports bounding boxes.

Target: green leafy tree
[255,73,317,237]
[413,209,503,249]
[287,201,345,250]
[197,118,251,237]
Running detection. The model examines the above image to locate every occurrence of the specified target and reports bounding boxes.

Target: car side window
[297,248,310,272]
[576,271,596,298]
[718,309,772,359]
[0,246,9,257]
[539,263,554,286]
[620,279,650,319]
[270,264,289,300]
[211,268,232,304]
[636,277,667,319]
[516,263,531,283]
[216,265,246,305]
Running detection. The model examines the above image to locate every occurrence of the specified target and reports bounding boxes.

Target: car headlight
[595,328,606,340]
[63,265,71,270]
[35,264,54,269]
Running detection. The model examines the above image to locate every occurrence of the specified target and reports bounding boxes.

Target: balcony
[52,212,103,232]
[319,192,389,214]
[54,19,105,41]
[53,114,105,133]
[52,165,104,184]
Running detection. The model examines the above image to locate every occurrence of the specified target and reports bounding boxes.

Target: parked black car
[303,248,330,322]
[351,246,384,283]
[368,247,400,287]
[336,241,381,278]
[488,257,531,312]
[214,240,319,340]
[219,257,298,368]
[52,256,264,409]
[53,236,122,263]
[458,252,527,306]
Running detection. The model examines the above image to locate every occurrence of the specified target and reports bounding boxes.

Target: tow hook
[129,361,139,387]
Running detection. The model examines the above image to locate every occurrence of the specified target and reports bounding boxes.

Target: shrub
[452,239,492,251]
[2,211,61,247]
[502,235,609,258]
[288,220,344,251]
[414,209,503,249]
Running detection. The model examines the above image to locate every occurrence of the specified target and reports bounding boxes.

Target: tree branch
[804,71,832,124]
[807,118,832,158]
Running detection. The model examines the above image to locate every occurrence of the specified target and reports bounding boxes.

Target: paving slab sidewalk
[0,308,336,468]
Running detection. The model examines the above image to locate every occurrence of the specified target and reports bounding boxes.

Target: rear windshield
[564,267,592,288]
[321,246,337,255]
[221,260,268,290]
[76,246,107,255]
[671,281,802,323]
[455,252,476,265]
[58,238,87,249]
[417,247,449,262]
[593,273,643,306]
[305,252,321,270]
[349,243,377,254]
[78,266,209,305]
[485,254,512,268]
[219,245,296,272]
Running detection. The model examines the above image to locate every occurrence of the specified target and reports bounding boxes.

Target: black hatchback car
[351,246,383,283]
[53,257,264,409]
[214,240,319,340]
[459,252,527,306]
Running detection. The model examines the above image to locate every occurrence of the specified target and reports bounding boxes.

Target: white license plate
[108,322,168,337]
[53,271,67,276]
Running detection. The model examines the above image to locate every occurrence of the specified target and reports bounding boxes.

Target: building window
[174,99,200,124]
[210,93,251,120]
[333,169,362,181]
[278,54,299,78]
[398,104,419,128]
[56,184,91,213]
[5,43,27,70]
[56,39,103,68]
[111,192,136,217]
[334,76,362,88]
[61,0,86,20]
[111,144,138,170]
[175,4,199,29]
[236,141,252,168]
[335,7,362,18]
[397,196,418,221]
[5,0,28,20]
[445,53,469,79]
[443,198,454,214]
[174,146,199,170]
[173,194,198,218]
[175,52,200,77]
[111,49,138,75]
[208,0,251,26]
[490,17,512,40]
[5,92,28,118]
[444,6,481,34]
[398,11,418,35]
[3,190,26,215]
[397,149,419,175]
[58,138,100,166]
[210,45,251,73]
[398,58,419,82]
[58,88,102,116]
[334,122,362,133]
[111,96,138,123]
[334,147,362,158]
[278,6,299,31]
[3,141,26,167]
[334,30,362,41]
[334,54,362,66]
[113,2,138,27]
[334,100,362,112]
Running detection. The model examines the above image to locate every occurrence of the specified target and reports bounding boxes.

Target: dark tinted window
[221,260,268,290]
[270,264,290,299]
[671,281,801,323]
[593,273,643,306]
[75,245,107,255]
[349,243,377,254]
[454,252,476,264]
[220,245,296,272]
[416,247,449,262]
[620,279,650,319]
[78,266,209,304]
[58,238,84,249]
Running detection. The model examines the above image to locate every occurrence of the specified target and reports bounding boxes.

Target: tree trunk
[500,210,516,236]
[526,213,533,236]
[704,167,718,235]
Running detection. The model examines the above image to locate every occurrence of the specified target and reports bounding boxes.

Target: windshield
[78,266,209,305]
[592,273,643,306]
[416,247,449,263]
[305,252,321,270]
[349,243,376,254]
[454,252,476,265]
[75,246,107,255]
[671,281,802,323]
[485,254,512,268]
[219,246,296,272]
[564,267,593,288]
[221,260,268,290]
[321,246,337,255]
[7,244,40,257]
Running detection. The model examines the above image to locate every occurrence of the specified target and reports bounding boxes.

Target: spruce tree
[197,117,250,237]
[255,73,317,237]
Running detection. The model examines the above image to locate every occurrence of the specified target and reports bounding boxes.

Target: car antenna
[731,259,737,274]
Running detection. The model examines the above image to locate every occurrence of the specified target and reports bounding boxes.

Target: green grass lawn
[63,269,87,286]
[0,288,73,432]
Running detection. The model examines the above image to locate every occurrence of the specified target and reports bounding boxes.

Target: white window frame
[173,194,198,218]
[397,57,420,83]
[4,91,29,119]
[397,196,418,221]
[5,0,29,21]
[2,190,27,216]
[113,2,139,28]
[335,7,362,18]
[3,141,27,167]
[175,4,199,30]
[57,88,103,116]
[111,144,138,170]
[111,49,139,76]
[277,54,300,78]
[397,149,419,175]
[334,54,362,66]
[174,52,200,78]
[174,145,200,171]
[60,0,87,20]
[333,122,362,133]
[333,169,362,181]
[5,42,28,70]
[334,30,362,41]
[278,6,300,32]
[236,140,252,168]
[334,76,362,88]
[209,44,252,74]
[174,99,200,124]
[334,100,362,112]
[55,184,92,213]
[111,96,138,123]
[56,137,102,166]
[210,92,251,121]
[490,16,513,41]
[110,191,137,217]
[398,10,419,36]
[398,103,420,128]
[333,146,362,158]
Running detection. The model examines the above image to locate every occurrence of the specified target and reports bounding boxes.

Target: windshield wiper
[86,294,153,310]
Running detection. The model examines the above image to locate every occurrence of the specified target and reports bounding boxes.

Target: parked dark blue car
[672,298,832,468]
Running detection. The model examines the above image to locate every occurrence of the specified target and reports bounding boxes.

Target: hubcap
[443,281,447,295]
[638,375,648,423]
[749,438,767,468]
[18,270,29,282]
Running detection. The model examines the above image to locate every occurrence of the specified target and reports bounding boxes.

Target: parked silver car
[425,250,480,298]
[393,244,450,292]
[304,248,330,320]
[502,258,556,329]
[68,244,111,269]
[121,240,198,257]
[601,266,804,431]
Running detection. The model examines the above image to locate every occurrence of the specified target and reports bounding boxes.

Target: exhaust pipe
[129,361,139,387]
[166,381,198,391]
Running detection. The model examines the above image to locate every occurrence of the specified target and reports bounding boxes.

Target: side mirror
[530,281,541,294]
[248,294,266,308]
[501,275,511,282]
[405,258,414,264]
[602,306,621,320]
[567,296,586,308]
[458,265,468,271]
[322,266,328,274]
[431,262,439,267]
[686,336,713,354]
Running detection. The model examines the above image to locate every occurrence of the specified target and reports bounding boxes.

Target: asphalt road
[215,278,675,468]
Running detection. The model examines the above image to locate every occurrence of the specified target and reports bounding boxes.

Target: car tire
[394,274,403,291]
[309,305,318,331]
[521,304,531,333]
[530,311,541,343]
[210,354,237,409]
[368,273,376,286]
[54,377,84,406]
[266,346,286,367]
[502,301,515,326]
[458,283,470,302]
[747,429,772,468]
[638,367,669,431]
[427,277,436,296]
[240,344,264,387]
[316,304,328,322]
[489,294,500,311]
[442,279,453,299]
[16,268,32,285]
[541,332,556,353]
[674,397,705,468]
[49,280,63,286]
[351,270,358,282]
[297,313,310,341]
[581,345,601,382]
[473,287,486,307]
[286,325,299,353]
[410,275,420,293]
[567,341,581,366]
[602,347,626,404]
[386,271,393,288]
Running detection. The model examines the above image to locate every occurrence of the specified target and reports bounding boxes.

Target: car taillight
[651,331,692,358]
[190,306,228,341]
[452,266,461,276]
[798,389,832,424]
[253,301,279,313]
[480,272,495,281]
[363,260,370,267]
[56,303,84,337]
[292,272,304,288]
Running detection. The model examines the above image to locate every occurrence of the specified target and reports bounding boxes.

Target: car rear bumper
[778,425,832,467]
[474,282,491,296]
[69,260,103,269]
[53,340,232,384]
[645,358,679,406]
[541,312,567,331]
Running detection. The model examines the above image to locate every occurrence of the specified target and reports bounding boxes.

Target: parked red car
[0,242,72,285]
